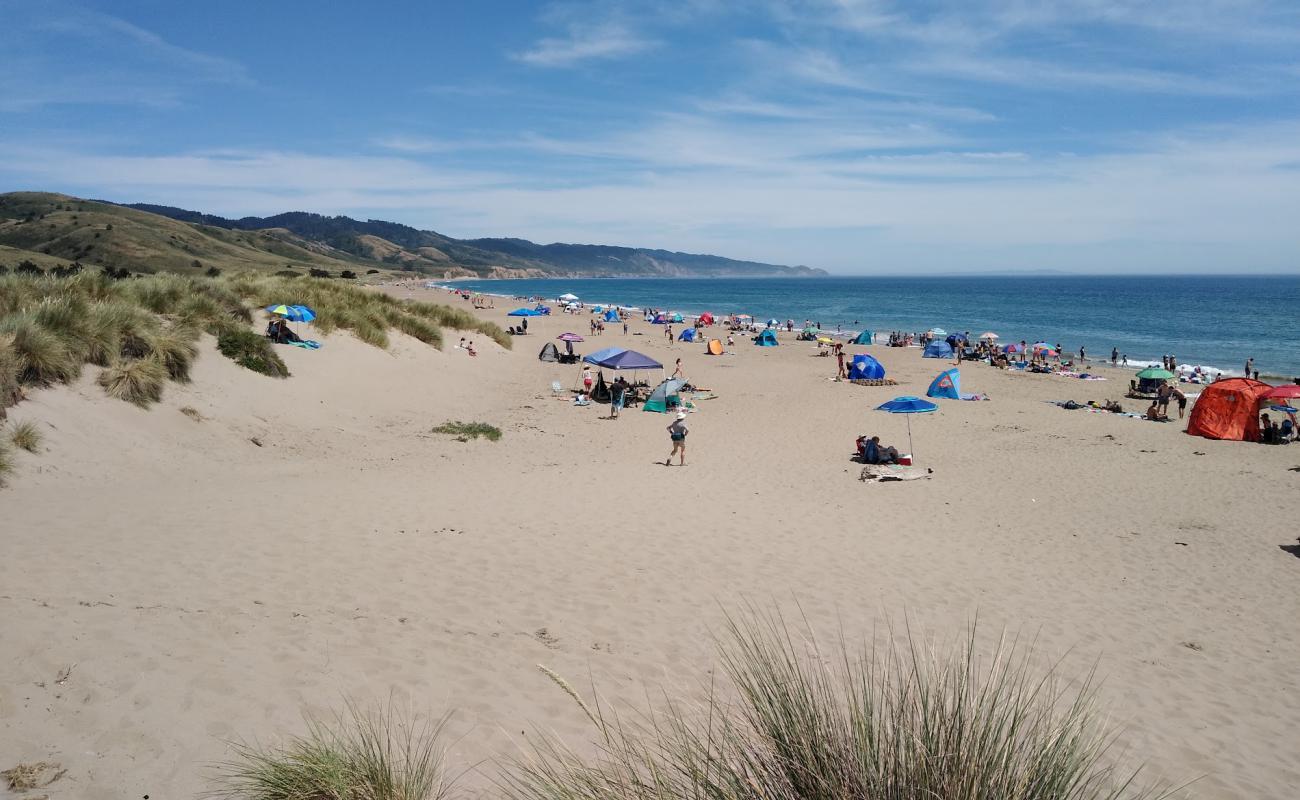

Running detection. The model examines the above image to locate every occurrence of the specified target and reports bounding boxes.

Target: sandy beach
[3,285,1299,800]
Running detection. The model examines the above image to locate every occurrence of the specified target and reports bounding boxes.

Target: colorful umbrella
[1135,367,1175,380]
[979,332,999,340]
[266,304,315,322]
[876,396,938,457]
[557,332,585,342]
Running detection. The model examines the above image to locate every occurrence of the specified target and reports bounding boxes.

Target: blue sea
[439,275,1300,378]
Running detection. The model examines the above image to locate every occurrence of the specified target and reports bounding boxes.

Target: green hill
[0,192,827,279]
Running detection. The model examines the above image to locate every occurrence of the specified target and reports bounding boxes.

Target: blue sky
[2,0,1298,274]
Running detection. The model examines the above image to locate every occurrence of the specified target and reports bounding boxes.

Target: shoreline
[421,280,1295,384]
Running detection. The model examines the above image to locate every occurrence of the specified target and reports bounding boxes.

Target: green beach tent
[643,378,686,413]
[851,330,873,345]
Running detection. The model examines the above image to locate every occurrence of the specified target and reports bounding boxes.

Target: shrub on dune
[216,329,289,378]
[0,440,13,486]
[430,421,501,442]
[507,613,1168,800]
[97,357,168,407]
[211,703,451,800]
[386,308,442,348]
[144,326,201,382]
[0,314,81,385]
[0,334,21,413]
[8,420,42,452]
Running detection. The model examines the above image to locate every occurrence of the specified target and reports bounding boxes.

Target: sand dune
[2,290,1298,799]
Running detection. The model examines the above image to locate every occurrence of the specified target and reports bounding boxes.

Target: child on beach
[467,341,477,357]
[582,366,593,394]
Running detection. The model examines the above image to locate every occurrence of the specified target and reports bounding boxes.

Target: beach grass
[216,329,289,378]
[506,611,1169,800]
[210,702,451,800]
[431,421,502,442]
[8,420,41,452]
[0,271,509,416]
[97,356,169,407]
[0,440,13,485]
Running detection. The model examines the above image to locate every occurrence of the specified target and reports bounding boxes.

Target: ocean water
[439,275,1300,378]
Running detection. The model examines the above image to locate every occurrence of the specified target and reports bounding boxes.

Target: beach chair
[551,380,564,395]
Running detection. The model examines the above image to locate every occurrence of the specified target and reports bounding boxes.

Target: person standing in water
[665,411,688,466]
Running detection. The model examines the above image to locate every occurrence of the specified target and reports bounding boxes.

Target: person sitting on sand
[467,341,477,357]
[266,318,301,344]
[726,334,735,347]
[1146,401,1168,421]
[863,435,900,464]
[574,393,590,406]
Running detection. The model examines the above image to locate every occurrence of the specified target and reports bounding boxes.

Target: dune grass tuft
[431,421,502,442]
[217,329,289,378]
[97,357,168,407]
[210,702,451,800]
[505,612,1171,800]
[0,440,13,486]
[8,420,42,452]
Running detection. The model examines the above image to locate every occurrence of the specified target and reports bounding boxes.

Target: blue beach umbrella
[266,303,315,322]
[508,308,541,317]
[876,396,938,458]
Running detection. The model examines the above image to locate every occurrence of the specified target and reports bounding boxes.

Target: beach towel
[287,340,321,349]
[859,464,933,482]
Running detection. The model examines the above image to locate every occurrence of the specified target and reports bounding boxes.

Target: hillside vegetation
[0,269,508,421]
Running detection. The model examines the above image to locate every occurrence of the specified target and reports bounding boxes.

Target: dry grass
[180,406,205,422]
[2,761,66,791]
[505,612,1173,800]
[97,357,168,407]
[8,420,41,452]
[0,440,13,486]
[210,702,452,800]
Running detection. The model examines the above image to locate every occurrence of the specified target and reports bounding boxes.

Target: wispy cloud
[515,21,656,67]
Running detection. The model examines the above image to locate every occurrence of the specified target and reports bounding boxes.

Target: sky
[1,0,1299,274]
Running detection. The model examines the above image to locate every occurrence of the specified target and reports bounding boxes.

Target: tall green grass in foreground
[211,703,451,800]
[213,615,1174,800]
[507,614,1171,800]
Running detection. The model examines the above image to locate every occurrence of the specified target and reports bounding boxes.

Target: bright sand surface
[2,284,1299,799]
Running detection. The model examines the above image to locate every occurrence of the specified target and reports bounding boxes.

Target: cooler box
[897,454,913,466]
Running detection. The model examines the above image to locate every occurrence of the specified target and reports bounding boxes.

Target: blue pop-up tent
[849,354,885,380]
[923,340,953,359]
[851,330,873,345]
[603,309,619,322]
[651,314,668,324]
[753,329,779,346]
[927,368,961,399]
[678,328,697,342]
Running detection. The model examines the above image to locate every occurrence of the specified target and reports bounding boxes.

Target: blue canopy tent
[603,309,620,322]
[753,329,779,346]
[587,349,663,371]
[582,347,626,366]
[849,354,885,380]
[876,396,938,458]
[508,308,542,317]
[923,340,953,359]
[678,328,697,342]
[927,368,961,400]
[851,330,873,345]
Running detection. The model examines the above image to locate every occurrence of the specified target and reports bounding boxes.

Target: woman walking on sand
[665,411,688,466]
[672,358,684,380]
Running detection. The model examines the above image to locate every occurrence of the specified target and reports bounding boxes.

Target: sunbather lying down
[857,435,900,464]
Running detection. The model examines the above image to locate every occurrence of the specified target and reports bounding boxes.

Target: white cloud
[515,21,656,67]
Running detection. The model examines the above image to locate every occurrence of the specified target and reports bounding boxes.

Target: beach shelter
[678,328,698,342]
[533,305,551,315]
[671,313,685,323]
[652,314,669,324]
[876,396,938,458]
[705,339,724,355]
[583,346,626,366]
[603,309,619,322]
[643,378,686,413]
[851,330,873,345]
[850,354,885,380]
[587,349,663,371]
[538,342,560,362]
[923,340,953,359]
[1186,378,1271,441]
[558,293,579,302]
[753,329,779,346]
[557,332,585,343]
[927,368,961,400]
[508,307,541,317]
[699,312,714,326]
[979,332,999,342]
